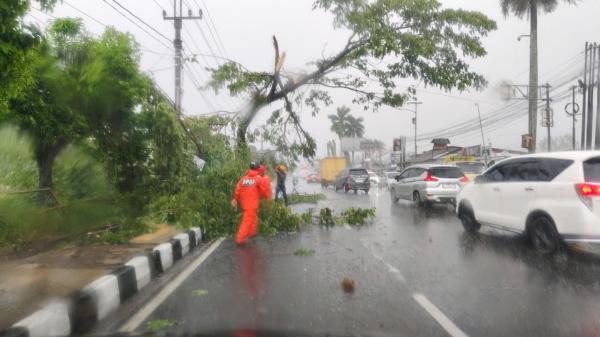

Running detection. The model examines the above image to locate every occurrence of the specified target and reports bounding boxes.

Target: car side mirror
[395,175,402,181]
[474,175,486,184]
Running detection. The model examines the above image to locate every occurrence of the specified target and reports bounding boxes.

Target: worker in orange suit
[257,165,272,200]
[231,162,271,245]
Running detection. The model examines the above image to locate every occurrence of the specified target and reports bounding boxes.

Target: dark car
[334,168,370,194]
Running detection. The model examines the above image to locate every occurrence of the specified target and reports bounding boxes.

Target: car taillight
[576,183,600,197]
[576,183,600,209]
[459,175,469,183]
[424,171,438,182]
[347,175,352,180]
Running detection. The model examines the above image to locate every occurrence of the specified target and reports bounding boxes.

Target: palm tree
[500,0,577,153]
[328,106,352,159]
[345,115,365,164]
[328,106,352,139]
[346,116,365,138]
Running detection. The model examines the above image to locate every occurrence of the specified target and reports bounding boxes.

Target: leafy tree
[500,0,577,153]
[3,18,90,204]
[0,0,58,109]
[208,0,496,159]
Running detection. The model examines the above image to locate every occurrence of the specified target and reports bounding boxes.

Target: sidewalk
[0,224,182,329]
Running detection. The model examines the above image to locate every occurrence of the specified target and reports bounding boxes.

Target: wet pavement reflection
[140,182,600,337]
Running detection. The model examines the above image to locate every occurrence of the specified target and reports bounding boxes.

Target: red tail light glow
[576,183,600,197]
[459,175,469,183]
[424,171,439,182]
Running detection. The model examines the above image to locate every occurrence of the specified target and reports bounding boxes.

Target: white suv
[457,151,600,254]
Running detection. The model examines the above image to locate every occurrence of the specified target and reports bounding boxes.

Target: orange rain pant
[236,208,258,245]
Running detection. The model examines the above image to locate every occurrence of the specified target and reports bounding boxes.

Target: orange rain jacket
[233,169,271,210]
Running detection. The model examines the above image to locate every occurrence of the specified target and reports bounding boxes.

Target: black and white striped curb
[0,227,202,337]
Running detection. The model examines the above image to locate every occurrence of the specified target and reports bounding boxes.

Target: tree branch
[270,36,369,102]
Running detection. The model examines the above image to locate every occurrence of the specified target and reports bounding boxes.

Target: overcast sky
[27,0,600,156]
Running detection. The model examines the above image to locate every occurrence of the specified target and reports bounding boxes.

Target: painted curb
[0,227,203,337]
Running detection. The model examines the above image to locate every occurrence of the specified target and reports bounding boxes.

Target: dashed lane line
[384,262,406,283]
[413,293,468,337]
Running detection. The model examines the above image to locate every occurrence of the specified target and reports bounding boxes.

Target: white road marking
[413,293,468,337]
[384,262,406,283]
[120,238,225,332]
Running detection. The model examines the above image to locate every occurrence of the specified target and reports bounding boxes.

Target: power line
[151,0,165,11]
[63,0,106,27]
[193,0,228,58]
[101,0,173,50]
[111,0,171,42]
[30,6,58,19]
[183,63,217,111]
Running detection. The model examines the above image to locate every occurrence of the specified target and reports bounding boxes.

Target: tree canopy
[208,0,496,160]
[500,0,577,18]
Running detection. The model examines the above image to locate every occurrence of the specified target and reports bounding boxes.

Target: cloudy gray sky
[27,0,600,156]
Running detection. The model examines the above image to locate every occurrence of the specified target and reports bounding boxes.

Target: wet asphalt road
[131,183,600,337]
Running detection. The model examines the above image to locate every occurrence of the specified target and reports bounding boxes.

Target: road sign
[521,134,533,150]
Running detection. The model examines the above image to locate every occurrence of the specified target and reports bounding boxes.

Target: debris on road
[294,248,315,256]
[192,289,208,297]
[341,277,355,293]
[145,319,177,332]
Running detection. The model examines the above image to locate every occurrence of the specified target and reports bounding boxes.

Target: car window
[429,167,463,178]
[350,169,368,176]
[538,158,573,181]
[583,157,600,183]
[485,164,508,182]
[408,168,420,178]
[413,168,426,178]
[400,169,413,178]
[498,159,573,182]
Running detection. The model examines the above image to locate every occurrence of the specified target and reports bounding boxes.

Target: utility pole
[516,31,538,153]
[581,42,589,150]
[586,43,596,149]
[406,100,423,157]
[163,1,202,115]
[528,5,539,154]
[475,103,487,165]
[565,86,580,150]
[543,83,552,152]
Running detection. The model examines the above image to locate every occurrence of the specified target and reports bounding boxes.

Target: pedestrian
[275,164,288,206]
[257,165,272,200]
[231,162,271,245]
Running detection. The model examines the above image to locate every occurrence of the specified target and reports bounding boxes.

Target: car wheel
[528,215,561,255]
[364,189,369,195]
[459,205,481,233]
[354,189,358,194]
[344,185,349,193]
[413,191,424,208]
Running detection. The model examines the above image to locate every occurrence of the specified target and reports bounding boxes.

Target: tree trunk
[236,95,267,155]
[35,141,66,206]
[528,0,538,153]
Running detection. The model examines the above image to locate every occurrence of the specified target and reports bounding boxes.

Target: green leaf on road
[294,248,315,256]
[145,319,177,332]
[192,289,208,297]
